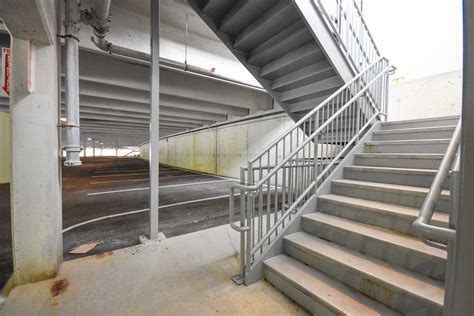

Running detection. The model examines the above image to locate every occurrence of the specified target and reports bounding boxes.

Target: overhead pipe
[85,2,265,92]
[63,0,82,166]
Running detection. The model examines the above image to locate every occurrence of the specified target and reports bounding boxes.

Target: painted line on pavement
[87,179,237,196]
[63,193,240,233]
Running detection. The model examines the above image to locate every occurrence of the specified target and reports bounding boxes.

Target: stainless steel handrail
[413,119,461,249]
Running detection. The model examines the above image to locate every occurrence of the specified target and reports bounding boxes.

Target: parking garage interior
[0,0,473,314]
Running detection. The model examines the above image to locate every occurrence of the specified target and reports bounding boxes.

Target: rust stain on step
[50,279,69,297]
[95,251,114,259]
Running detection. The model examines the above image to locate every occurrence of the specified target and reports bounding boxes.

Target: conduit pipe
[85,2,264,92]
[63,0,82,166]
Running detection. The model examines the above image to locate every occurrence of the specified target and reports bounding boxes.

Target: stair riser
[284,239,443,315]
[317,198,448,237]
[300,218,446,281]
[264,268,339,316]
[373,130,454,141]
[381,118,459,130]
[354,156,442,169]
[331,183,449,212]
[343,169,449,189]
[365,143,449,154]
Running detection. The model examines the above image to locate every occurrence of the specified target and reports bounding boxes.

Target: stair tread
[382,115,459,126]
[260,42,322,77]
[355,153,444,159]
[345,165,438,175]
[248,20,311,65]
[265,254,400,315]
[234,0,296,49]
[303,212,447,259]
[318,194,449,227]
[285,231,445,307]
[270,61,334,90]
[365,139,451,145]
[332,179,450,199]
[374,125,456,135]
[281,76,341,101]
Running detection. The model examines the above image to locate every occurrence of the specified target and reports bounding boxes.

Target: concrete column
[93,142,96,157]
[9,37,62,284]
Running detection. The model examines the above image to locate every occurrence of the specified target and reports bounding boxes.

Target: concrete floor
[1,158,242,288]
[1,223,308,315]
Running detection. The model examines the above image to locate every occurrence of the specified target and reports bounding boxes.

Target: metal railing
[229,57,393,283]
[315,0,381,73]
[413,119,461,250]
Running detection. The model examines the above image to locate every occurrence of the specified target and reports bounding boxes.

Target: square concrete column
[9,36,62,285]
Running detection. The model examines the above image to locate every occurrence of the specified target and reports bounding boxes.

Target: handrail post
[239,167,246,280]
[313,132,319,195]
[245,161,253,283]
[355,99,361,143]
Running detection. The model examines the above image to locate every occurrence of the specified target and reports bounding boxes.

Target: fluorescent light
[60,117,67,122]
[87,138,92,141]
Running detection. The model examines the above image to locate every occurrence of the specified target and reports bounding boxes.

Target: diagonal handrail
[245,57,390,191]
[229,58,393,283]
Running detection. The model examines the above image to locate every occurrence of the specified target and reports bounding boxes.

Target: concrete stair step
[283,231,445,315]
[219,0,279,35]
[317,194,449,237]
[373,125,456,141]
[201,0,234,19]
[343,165,449,189]
[364,139,450,154]
[264,254,400,315]
[331,179,450,212]
[247,20,313,66]
[234,0,299,51]
[271,61,336,92]
[281,76,342,103]
[381,116,459,130]
[260,42,324,79]
[301,213,447,281]
[354,153,444,169]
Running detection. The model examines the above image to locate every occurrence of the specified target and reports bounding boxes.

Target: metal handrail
[249,57,387,166]
[413,119,461,249]
[229,59,393,283]
[314,0,381,73]
[245,67,388,190]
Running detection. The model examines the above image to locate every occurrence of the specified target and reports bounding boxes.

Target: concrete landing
[1,224,308,315]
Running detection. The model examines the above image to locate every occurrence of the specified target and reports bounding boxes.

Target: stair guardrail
[314,0,381,73]
[229,57,394,284]
[413,119,461,250]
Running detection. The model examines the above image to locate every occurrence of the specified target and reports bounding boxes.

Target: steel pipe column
[149,0,160,239]
[443,2,474,314]
[63,0,81,166]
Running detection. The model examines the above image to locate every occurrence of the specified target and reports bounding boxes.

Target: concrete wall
[0,112,10,183]
[141,113,299,178]
[388,70,462,121]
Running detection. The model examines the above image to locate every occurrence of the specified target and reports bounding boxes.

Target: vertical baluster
[274,143,279,227]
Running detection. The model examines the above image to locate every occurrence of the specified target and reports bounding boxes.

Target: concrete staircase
[187,0,352,121]
[263,116,458,315]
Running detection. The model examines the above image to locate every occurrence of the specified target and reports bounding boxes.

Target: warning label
[2,47,10,96]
